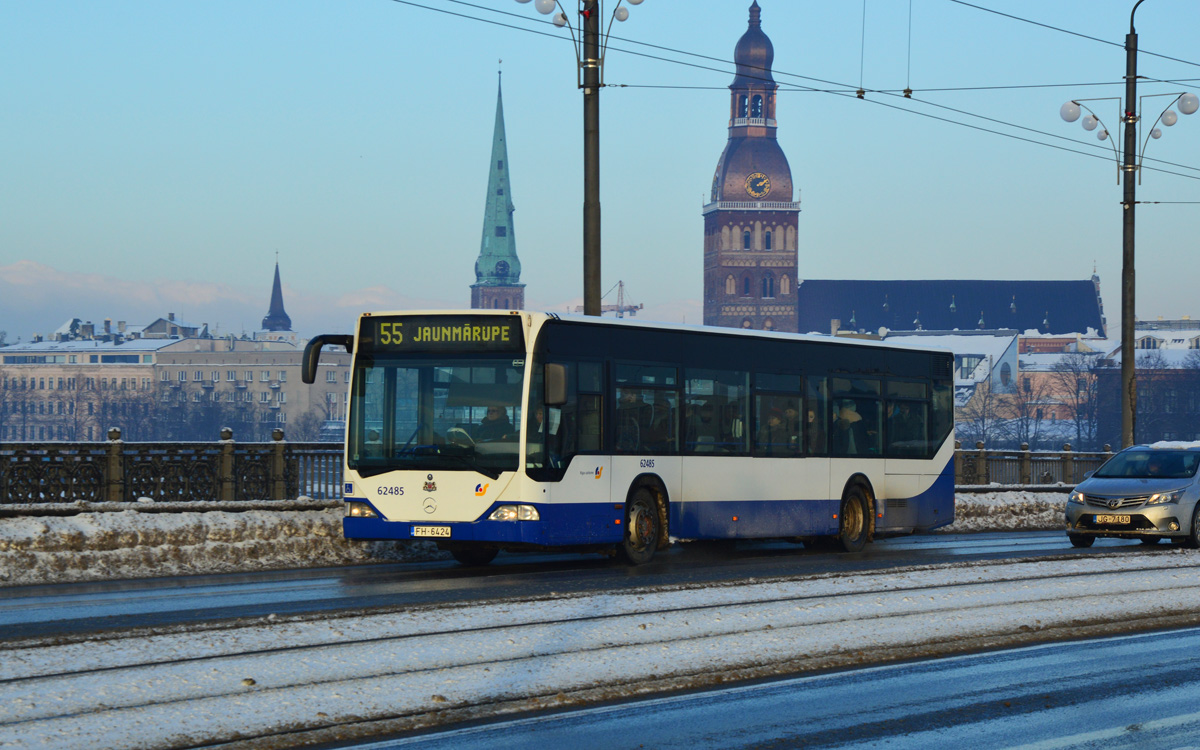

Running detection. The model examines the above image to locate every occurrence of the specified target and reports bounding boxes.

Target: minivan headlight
[1068,490,1086,505]
[1148,490,1184,505]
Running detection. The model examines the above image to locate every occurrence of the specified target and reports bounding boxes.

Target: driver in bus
[475,405,514,442]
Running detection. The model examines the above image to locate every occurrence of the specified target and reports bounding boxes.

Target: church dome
[711,137,793,203]
[731,2,774,89]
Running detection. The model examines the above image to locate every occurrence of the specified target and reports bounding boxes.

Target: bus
[302,310,955,565]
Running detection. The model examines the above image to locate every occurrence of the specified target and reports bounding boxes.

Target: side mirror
[1083,470,1094,479]
[302,334,354,384]
[544,363,567,407]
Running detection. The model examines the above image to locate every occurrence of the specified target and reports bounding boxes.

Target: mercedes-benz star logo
[423,497,437,514]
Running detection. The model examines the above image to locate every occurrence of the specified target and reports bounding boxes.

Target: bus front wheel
[838,485,874,553]
[620,488,661,565]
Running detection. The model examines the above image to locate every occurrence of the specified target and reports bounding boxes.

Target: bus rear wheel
[620,488,660,565]
[838,485,873,553]
[448,545,498,566]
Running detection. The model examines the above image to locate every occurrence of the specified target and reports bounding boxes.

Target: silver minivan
[1066,444,1200,548]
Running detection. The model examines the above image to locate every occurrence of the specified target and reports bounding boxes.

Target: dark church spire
[261,260,293,332]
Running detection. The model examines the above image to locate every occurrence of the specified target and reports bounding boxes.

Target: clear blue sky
[3,1,1199,339]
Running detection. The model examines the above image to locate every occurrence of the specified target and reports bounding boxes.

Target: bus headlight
[488,505,540,521]
[346,501,378,518]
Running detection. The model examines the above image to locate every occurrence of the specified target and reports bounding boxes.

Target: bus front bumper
[342,502,624,547]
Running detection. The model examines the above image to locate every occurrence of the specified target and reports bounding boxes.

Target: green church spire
[471,72,524,309]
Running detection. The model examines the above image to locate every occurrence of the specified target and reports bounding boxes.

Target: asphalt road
[0,531,1169,641]
[358,626,1200,750]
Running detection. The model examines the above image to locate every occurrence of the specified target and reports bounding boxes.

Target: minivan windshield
[1093,449,1200,480]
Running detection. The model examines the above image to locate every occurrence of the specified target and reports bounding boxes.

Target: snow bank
[940,491,1066,533]
[0,492,1062,587]
[0,508,447,587]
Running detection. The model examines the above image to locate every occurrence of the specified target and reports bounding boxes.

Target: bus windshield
[348,355,526,477]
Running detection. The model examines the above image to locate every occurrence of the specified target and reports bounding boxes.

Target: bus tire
[838,484,874,553]
[449,546,498,566]
[620,487,661,565]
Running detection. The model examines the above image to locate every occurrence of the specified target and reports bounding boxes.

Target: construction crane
[574,280,643,318]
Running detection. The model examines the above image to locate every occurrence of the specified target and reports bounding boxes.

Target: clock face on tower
[745,172,771,198]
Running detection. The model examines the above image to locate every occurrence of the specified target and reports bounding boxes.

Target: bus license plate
[1094,514,1131,525]
[412,526,451,538]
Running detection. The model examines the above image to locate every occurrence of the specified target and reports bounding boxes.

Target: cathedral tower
[471,73,525,310]
[702,2,800,331]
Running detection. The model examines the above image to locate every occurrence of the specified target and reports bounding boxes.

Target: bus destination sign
[362,315,524,353]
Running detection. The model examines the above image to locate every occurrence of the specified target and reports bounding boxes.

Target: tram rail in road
[0,532,1157,640]
[2,538,1200,748]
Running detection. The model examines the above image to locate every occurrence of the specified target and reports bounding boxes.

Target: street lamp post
[1059,1,1198,448]
[516,0,648,317]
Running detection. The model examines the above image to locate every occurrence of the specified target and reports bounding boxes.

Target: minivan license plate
[1094,514,1131,525]
[412,526,451,538]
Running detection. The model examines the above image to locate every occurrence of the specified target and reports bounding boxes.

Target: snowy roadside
[0,492,1065,587]
[3,552,1198,749]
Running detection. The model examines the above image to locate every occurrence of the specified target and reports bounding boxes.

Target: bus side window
[577,394,602,452]
[806,377,828,456]
[930,379,953,453]
[754,373,802,457]
[686,369,749,454]
[529,361,603,476]
[886,381,929,457]
[831,378,881,457]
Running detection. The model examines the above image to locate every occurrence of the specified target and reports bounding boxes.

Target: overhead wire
[393,0,1200,181]
[944,0,1200,70]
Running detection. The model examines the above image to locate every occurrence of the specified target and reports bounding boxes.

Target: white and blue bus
[303,311,955,565]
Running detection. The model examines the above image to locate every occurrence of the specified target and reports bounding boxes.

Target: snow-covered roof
[884,333,1015,360]
[1,338,179,353]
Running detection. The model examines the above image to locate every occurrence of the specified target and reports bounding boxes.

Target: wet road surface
[0,532,1166,640]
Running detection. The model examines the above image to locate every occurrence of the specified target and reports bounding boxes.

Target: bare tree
[1050,352,1103,450]
[956,379,1005,447]
[1001,373,1054,450]
[1135,349,1171,443]
[289,409,324,442]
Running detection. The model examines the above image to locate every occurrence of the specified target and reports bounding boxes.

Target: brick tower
[702,2,801,332]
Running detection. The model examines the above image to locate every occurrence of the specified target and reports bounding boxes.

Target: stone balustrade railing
[954,441,1114,488]
[0,428,343,506]
[0,433,1116,509]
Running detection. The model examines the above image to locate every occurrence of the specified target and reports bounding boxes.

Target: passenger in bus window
[475,406,514,442]
[757,408,789,455]
[888,402,920,453]
[805,409,824,453]
[832,400,867,455]
[687,401,720,451]
[647,391,677,452]
[617,389,651,451]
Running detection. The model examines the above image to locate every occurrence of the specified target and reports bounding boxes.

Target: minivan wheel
[1068,533,1095,548]
[1187,505,1200,549]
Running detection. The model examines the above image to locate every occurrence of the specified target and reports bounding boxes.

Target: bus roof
[354,309,954,358]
